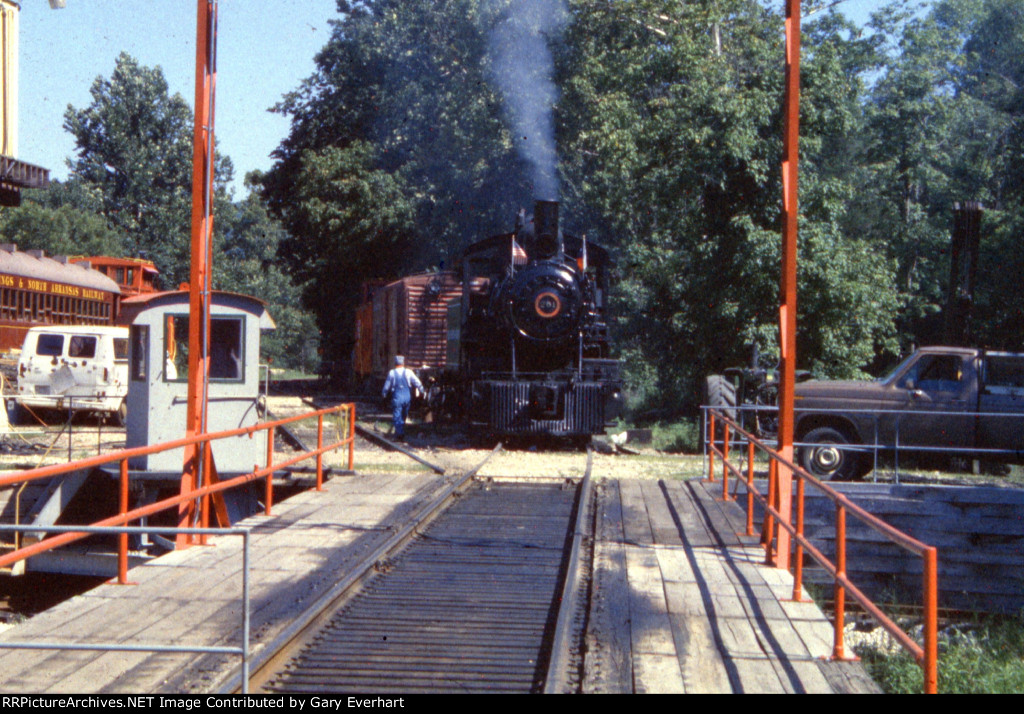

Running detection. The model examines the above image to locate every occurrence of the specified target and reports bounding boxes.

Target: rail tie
[251,450,591,693]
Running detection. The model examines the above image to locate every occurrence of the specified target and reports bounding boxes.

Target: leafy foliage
[857,614,1024,694]
[9,0,1020,402]
[261,0,546,370]
[0,54,316,370]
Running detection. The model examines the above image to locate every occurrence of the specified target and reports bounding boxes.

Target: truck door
[977,354,1024,455]
[892,353,976,450]
[64,334,99,398]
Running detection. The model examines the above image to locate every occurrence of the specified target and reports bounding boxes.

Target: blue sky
[15,0,894,198]
[18,0,340,197]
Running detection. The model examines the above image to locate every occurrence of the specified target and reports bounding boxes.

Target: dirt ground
[0,394,1020,488]
[0,396,701,482]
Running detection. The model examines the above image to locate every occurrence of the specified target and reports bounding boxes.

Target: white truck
[14,325,129,424]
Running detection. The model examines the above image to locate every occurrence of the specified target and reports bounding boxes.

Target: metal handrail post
[923,547,939,694]
[894,417,901,484]
[348,404,355,472]
[763,458,777,564]
[242,530,251,694]
[265,425,275,516]
[721,421,731,500]
[200,440,211,545]
[316,414,324,490]
[833,503,847,660]
[745,440,755,535]
[117,459,130,585]
[873,415,880,483]
[707,413,716,482]
[791,473,807,601]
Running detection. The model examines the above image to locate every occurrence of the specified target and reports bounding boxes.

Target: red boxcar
[353,272,462,381]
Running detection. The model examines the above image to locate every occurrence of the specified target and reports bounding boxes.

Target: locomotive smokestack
[534,199,561,259]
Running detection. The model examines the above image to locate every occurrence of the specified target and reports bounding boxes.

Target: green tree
[214,182,320,371]
[0,180,124,258]
[262,0,537,374]
[853,0,1024,352]
[558,0,902,411]
[0,54,317,370]
[63,52,233,287]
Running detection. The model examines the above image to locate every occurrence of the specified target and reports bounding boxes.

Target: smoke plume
[485,0,568,200]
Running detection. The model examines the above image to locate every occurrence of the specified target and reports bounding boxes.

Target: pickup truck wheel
[800,426,863,481]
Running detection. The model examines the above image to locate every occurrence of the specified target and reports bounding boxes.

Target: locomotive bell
[532,199,562,260]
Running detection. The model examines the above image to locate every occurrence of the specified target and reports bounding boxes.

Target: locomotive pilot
[382,355,423,441]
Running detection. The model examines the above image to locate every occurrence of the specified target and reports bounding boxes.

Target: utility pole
[775,0,801,570]
[178,0,217,546]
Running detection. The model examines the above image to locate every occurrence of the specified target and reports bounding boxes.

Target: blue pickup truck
[793,346,1024,479]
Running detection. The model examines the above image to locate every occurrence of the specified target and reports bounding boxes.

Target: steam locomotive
[354,199,622,440]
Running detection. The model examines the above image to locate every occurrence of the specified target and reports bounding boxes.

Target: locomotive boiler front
[494,200,584,347]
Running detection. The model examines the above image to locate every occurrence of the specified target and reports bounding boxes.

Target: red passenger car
[0,245,121,352]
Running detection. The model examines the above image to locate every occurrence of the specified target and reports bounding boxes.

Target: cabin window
[130,325,148,382]
[210,318,244,380]
[985,356,1024,393]
[164,315,244,382]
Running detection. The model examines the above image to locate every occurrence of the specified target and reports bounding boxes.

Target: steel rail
[543,447,593,693]
[706,408,939,693]
[247,448,590,694]
[222,443,503,694]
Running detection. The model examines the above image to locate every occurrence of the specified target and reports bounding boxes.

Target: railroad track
[243,448,594,694]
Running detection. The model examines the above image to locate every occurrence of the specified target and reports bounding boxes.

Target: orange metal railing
[705,408,939,694]
[0,403,356,585]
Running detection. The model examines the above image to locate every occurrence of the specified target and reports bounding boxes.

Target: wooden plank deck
[584,477,881,694]
[0,472,448,693]
[0,471,880,694]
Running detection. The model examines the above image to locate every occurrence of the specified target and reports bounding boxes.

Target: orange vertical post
[348,404,355,472]
[832,503,848,660]
[707,414,716,482]
[117,459,129,584]
[775,0,801,570]
[923,548,939,693]
[316,414,324,491]
[179,0,217,549]
[265,425,275,516]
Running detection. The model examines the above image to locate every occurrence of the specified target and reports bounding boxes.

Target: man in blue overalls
[382,355,423,441]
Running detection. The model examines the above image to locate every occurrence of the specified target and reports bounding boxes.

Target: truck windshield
[876,353,916,383]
